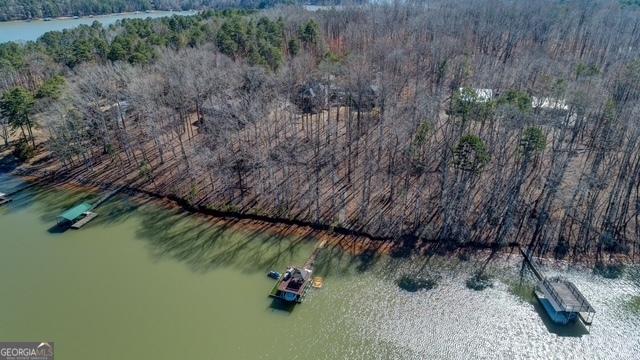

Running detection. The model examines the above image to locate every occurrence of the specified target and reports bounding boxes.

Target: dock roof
[58,202,92,222]
[278,267,311,295]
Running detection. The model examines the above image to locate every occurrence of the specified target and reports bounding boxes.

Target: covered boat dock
[268,240,326,303]
[57,202,96,228]
[54,185,127,229]
[269,267,312,303]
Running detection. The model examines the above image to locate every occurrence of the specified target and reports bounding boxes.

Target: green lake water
[0,174,639,359]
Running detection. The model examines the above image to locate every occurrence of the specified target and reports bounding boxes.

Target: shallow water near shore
[0,174,639,359]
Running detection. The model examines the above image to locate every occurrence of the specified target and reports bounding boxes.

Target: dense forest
[0,0,357,21]
[1,0,640,265]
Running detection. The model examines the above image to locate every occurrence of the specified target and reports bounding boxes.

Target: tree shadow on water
[0,155,19,173]
[88,194,143,227]
[47,222,69,234]
[33,186,97,224]
[133,206,314,274]
[352,247,381,273]
[390,234,418,258]
[313,244,353,277]
[268,298,296,314]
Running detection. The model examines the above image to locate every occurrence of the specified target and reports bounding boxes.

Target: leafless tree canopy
[28,0,640,261]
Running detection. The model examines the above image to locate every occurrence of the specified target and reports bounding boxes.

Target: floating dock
[521,247,595,326]
[71,212,98,229]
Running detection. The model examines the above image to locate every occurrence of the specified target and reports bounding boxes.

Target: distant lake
[303,5,345,11]
[0,10,197,43]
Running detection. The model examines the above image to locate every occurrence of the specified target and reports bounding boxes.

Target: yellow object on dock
[312,277,324,289]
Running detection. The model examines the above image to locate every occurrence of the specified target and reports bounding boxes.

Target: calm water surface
[0,11,197,43]
[0,174,638,359]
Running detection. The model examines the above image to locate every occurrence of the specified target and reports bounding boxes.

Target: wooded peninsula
[1,0,639,269]
[0,0,334,21]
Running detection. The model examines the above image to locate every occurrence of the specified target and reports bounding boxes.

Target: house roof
[459,87,493,102]
[58,202,92,222]
[532,96,569,110]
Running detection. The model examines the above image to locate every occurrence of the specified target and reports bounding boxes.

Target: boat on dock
[268,240,326,303]
[269,267,312,303]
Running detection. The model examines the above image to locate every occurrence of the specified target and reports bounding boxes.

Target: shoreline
[3,156,635,271]
[0,138,634,271]
[0,9,199,25]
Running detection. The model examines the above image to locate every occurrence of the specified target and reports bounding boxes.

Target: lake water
[0,11,197,43]
[0,173,638,359]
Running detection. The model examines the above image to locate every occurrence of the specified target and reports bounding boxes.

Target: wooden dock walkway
[303,240,326,270]
[71,212,98,229]
[92,184,127,208]
[67,185,124,229]
[519,247,544,281]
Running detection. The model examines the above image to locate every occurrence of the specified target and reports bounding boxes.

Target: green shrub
[458,252,471,261]
[451,87,494,123]
[12,139,34,160]
[554,238,570,259]
[601,231,631,254]
[397,274,439,292]
[520,127,546,156]
[497,89,532,112]
[35,75,65,99]
[575,63,600,78]
[138,161,152,181]
[627,296,640,314]
[466,271,494,291]
[593,261,625,279]
[453,135,490,172]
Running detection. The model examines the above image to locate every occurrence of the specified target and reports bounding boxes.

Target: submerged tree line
[1,0,640,263]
